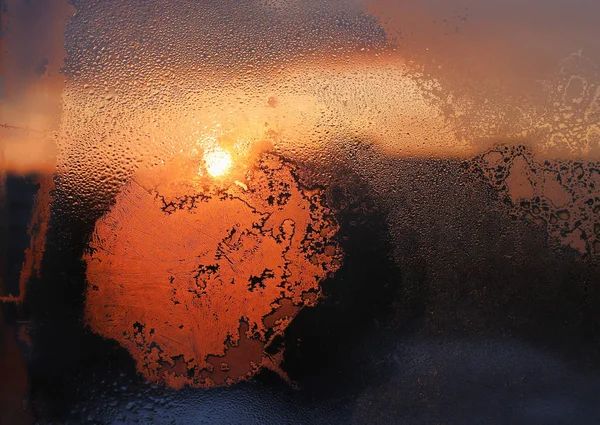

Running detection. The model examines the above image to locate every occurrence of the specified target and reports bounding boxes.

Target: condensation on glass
[1,0,600,422]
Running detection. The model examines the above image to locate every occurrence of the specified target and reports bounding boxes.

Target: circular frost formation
[84,153,342,388]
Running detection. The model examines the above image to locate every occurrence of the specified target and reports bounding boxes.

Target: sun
[203,147,232,177]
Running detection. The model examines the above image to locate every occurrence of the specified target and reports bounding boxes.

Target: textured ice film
[42,0,600,395]
[58,0,600,203]
[85,154,342,387]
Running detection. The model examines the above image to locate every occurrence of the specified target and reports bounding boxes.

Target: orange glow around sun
[203,147,232,177]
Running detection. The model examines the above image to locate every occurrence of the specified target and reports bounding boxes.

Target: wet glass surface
[2,0,600,423]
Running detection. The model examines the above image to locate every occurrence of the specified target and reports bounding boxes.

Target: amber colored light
[203,147,232,177]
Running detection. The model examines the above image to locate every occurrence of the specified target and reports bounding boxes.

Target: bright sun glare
[203,147,232,177]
